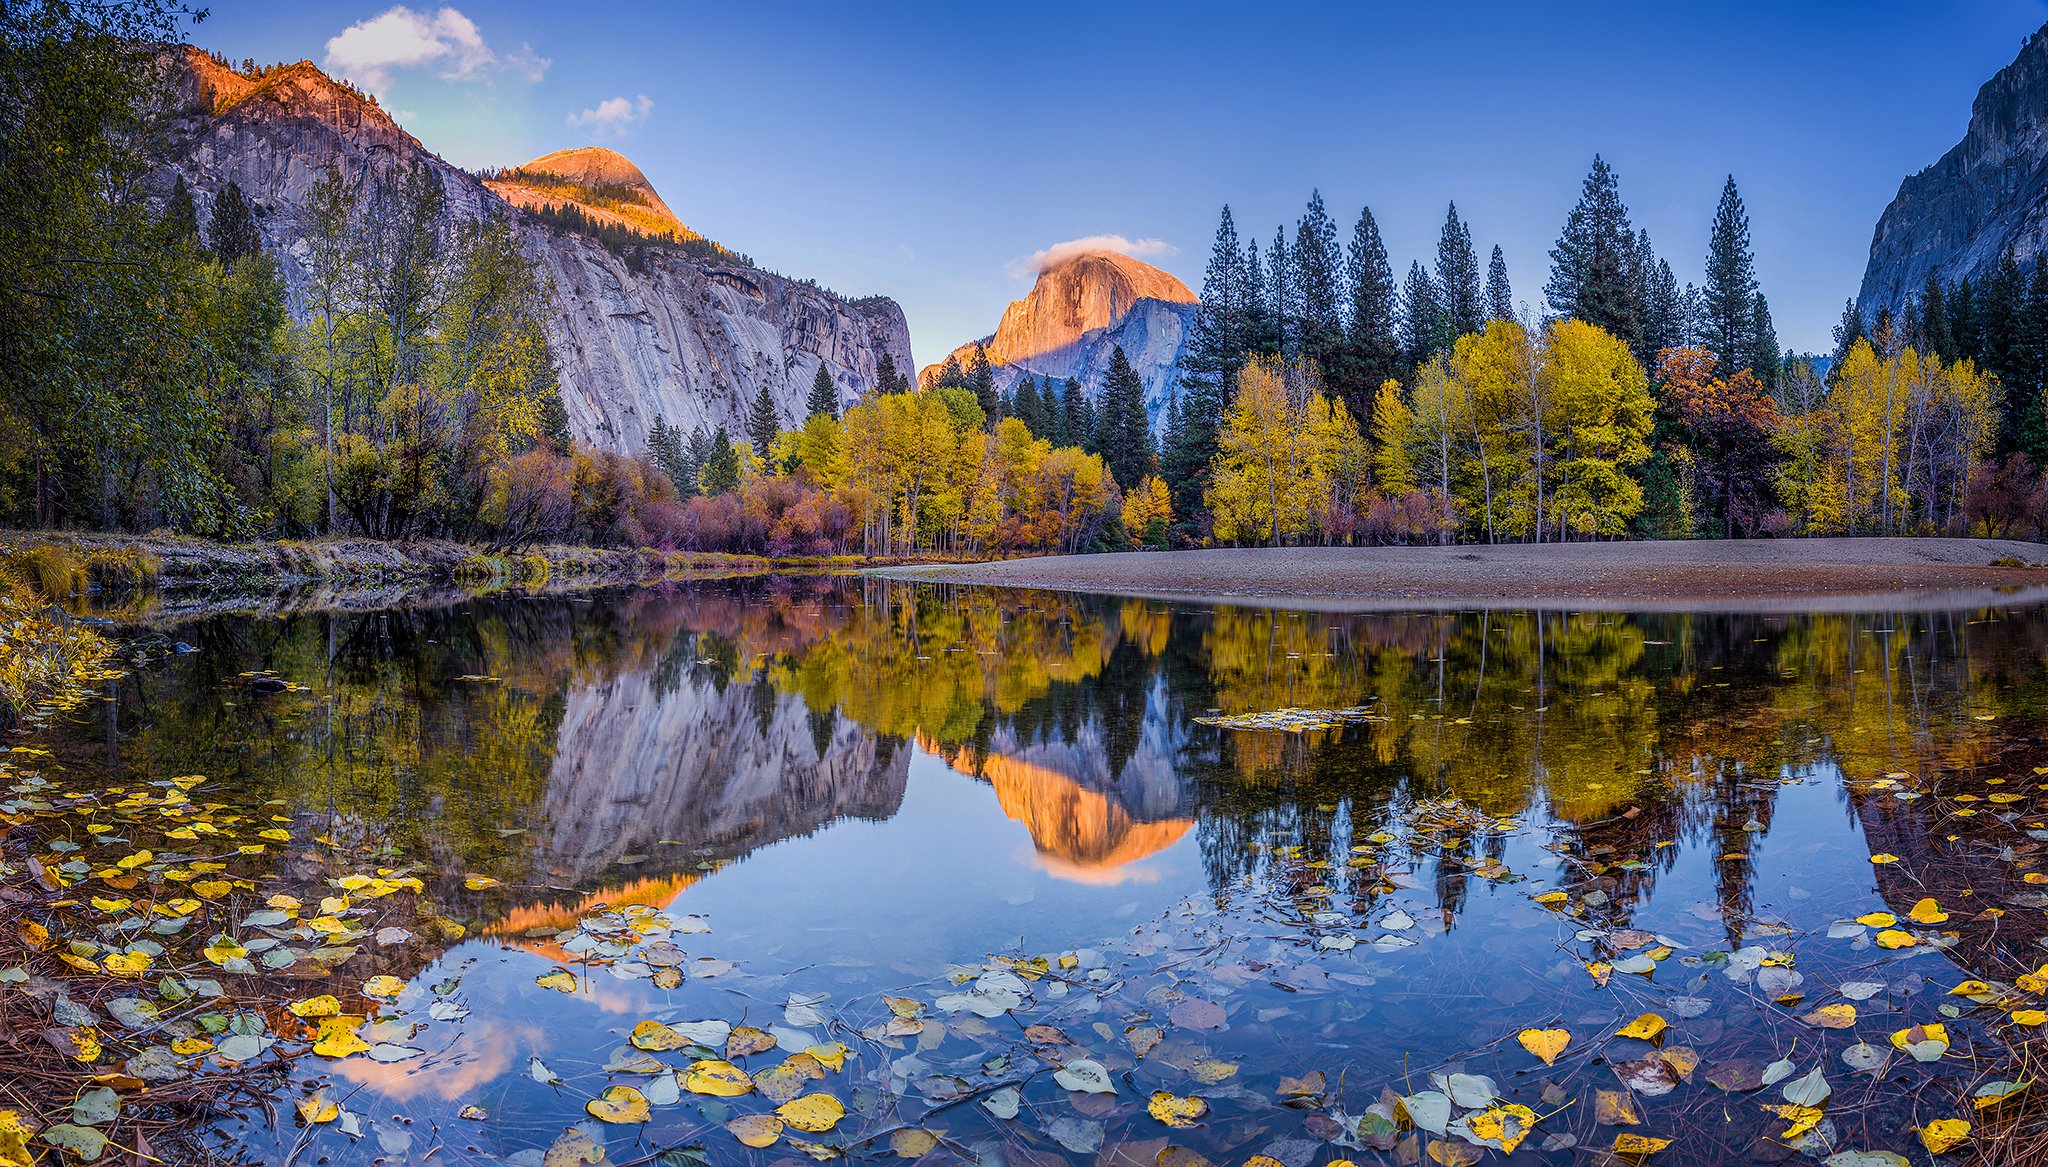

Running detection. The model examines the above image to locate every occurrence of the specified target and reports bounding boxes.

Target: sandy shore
[880,538,2048,611]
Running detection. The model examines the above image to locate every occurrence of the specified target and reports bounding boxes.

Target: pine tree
[1182,205,1254,423]
[1545,156,1639,349]
[967,344,999,426]
[747,383,780,458]
[1266,226,1293,356]
[1243,234,1272,359]
[932,354,966,389]
[1400,261,1443,369]
[1060,378,1087,448]
[1749,293,1780,389]
[1636,234,1681,361]
[1435,203,1483,337]
[1485,245,1513,323]
[1341,206,1400,411]
[1160,380,1217,539]
[1703,176,1759,371]
[163,176,199,247]
[702,425,741,495]
[648,414,693,496]
[1918,273,1953,360]
[1097,345,1151,490]
[1830,299,1865,370]
[1949,277,1979,363]
[208,181,262,266]
[875,351,908,394]
[807,364,838,419]
[2011,260,2048,463]
[1292,190,1344,376]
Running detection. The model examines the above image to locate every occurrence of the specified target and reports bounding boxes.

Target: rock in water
[920,250,1198,430]
[1858,21,2048,316]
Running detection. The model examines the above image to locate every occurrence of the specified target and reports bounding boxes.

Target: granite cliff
[921,250,1198,428]
[158,48,913,453]
[1858,23,2048,314]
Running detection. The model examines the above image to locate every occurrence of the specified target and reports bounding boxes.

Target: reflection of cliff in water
[535,670,910,881]
[936,675,1197,883]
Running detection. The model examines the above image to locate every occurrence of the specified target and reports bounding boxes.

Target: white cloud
[1006,234,1178,279]
[565,95,654,139]
[324,6,549,91]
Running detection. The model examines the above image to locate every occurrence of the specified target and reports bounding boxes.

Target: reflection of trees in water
[62,578,2048,943]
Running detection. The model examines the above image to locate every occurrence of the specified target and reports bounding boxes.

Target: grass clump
[0,560,117,731]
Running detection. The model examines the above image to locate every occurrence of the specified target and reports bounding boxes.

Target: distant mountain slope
[921,250,1199,429]
[1858,22,2048,314]
[484,146,704,244]
[159,47,912,453]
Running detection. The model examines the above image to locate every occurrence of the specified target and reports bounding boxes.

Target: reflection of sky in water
[49,582,2048,1164]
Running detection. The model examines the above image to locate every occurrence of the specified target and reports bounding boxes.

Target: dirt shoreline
[879,537,2048,612]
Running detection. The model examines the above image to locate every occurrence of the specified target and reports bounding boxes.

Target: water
[29,578,2048,1165]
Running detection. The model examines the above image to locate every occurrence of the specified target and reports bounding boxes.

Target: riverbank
[880,537,2048,610]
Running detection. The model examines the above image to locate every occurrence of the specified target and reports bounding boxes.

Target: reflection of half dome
[483,870,709,962]
[936,739,1190,884]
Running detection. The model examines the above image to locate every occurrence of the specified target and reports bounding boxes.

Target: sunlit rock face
[1858,21,2048,314]
[156,49,914,453]
[920,251,1199,429]
[534,671,909,880]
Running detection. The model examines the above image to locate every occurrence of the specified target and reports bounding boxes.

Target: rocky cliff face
[1858,23,2048,313]
[159,48,913,453]
[921,251,1198,429]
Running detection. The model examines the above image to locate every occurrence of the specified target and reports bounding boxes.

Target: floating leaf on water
[1127,1025,1163,1058]
[1516,1027,1570,1066]
[684,1060,754,1097]
[1782,1068,1832,1107]
[1425,1139,1480,1167]
[363,975,404,999]
[1803,1003,1857,1029]
[1973,1080,2030,1110]
[1615,1013,1667,1041]
[1594,1090,1639,1126]
[725,1114,782,1148]
[1399,1091,1452,1135]
[1909,898,1949,924]
[1761,1057,1797,1087]
[1767,1104,1826,1139]
[535,971,578,993]
[727,1026,776,1058]
[1890,1024,1949,1062]
[1841,1043,1886,1073]
[585,1085,650,1124]
[981,1086,1020,1120]
[1919,1118,1970,1155]
[1169,998,1225,1030]
[775,1094,845,1133]
[1148,1091,1209,1128]
[630,1020,684,1051]
[1612,1133,1670,1156]
[1705,1058,1765,1092]
[1839,981,1886,1001]
[1822,1153,1908,1167]
[1054,1058,1115,1094]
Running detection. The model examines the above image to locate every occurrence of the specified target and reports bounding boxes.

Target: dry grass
[0,562,117,732]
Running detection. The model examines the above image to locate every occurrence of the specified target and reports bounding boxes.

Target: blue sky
[188,0,2048,367]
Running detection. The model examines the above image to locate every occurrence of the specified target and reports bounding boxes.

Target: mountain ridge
[920,249,1197,428]
[157,46,912,454]
[1857,22,2048,313]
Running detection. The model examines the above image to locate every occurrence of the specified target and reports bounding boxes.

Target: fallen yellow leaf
[585,1085,650,1124]
[776,1093,845,1133]
[1147,1091,1209,1128]
[1517,1027,1571,1066]
[1615,1013,1667,1041]
[1920,1118,1970,1155]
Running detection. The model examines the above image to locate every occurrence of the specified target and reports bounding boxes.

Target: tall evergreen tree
[747,383,780,458]
[163,176,199,247]
[932,354,966,389]
[1400,261,1444,369]
[1292,190,1345,376]
[1749,293,1779,389]
[1918,273,1953,360]
[1635,232,1680,363]
[1242,234,1272,359]
[1435,203,1483,337]
[1830,299,1865,370]
[1160,380,1215,539]
[1948,277,1980,362]
[1703,176,1759,370]
[702,425,741,494]
[1342,206,1401,408]
[1485,245,1513,323]
[1545,156,1639,349]
[1061,378,1087,449]
[807,364,838,419]
[1182,205,1254,421]
[966,344,999,425]
[1097,345,1151,490]
[208,181,261,266]
[875,351,907,394]
[1266,226,1293,356]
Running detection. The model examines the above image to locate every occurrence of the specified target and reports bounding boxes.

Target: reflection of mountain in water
[537,671,910,881]
[936,675,1197,883]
